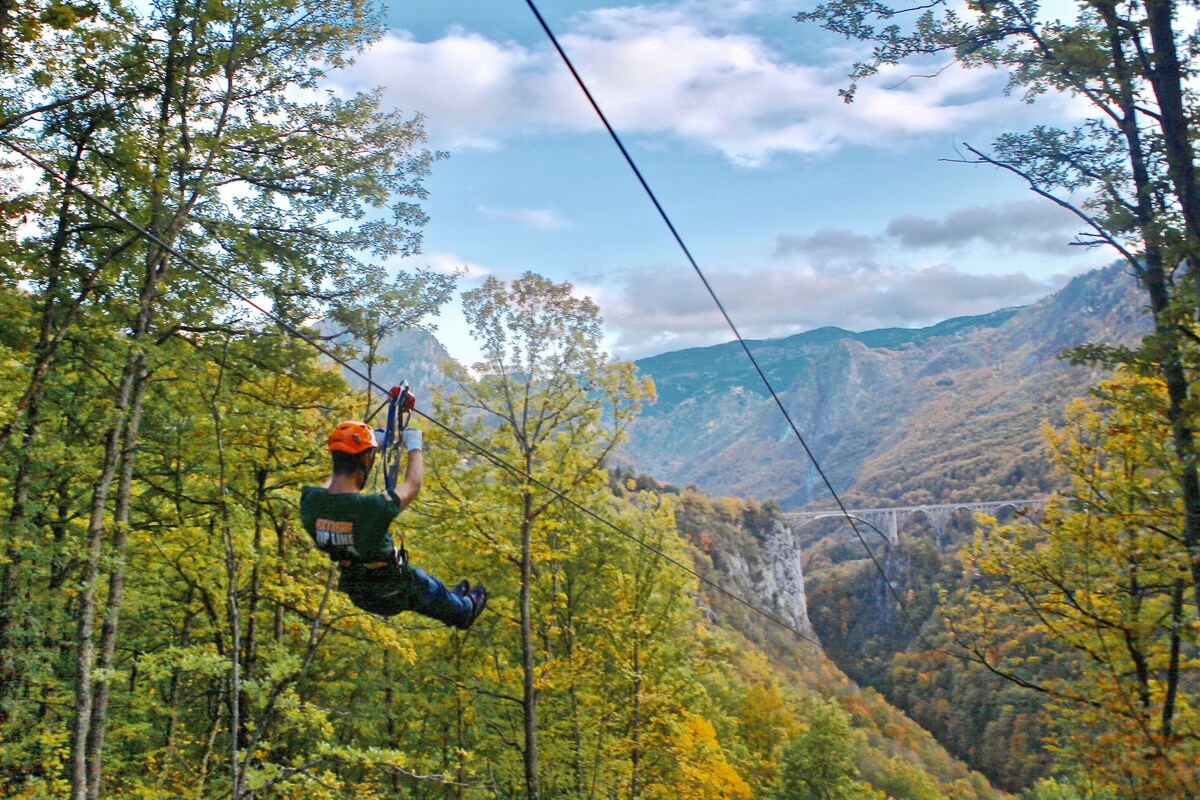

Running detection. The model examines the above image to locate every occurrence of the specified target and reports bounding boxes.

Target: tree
[329,269,455,417]
[651,711,752,800]
[794,0,1200,620]
[776,697,879,800]
[950,372,1200,798]
[429,271,654,799]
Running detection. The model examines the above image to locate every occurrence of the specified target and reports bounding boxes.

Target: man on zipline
[300,419,487,630]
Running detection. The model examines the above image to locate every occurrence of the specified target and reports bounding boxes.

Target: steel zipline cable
[0,136,824,651]
[521,0,935,642]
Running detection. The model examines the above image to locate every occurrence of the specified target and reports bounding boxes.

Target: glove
[401,428,423,452]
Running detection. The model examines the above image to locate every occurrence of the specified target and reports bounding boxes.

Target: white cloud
[773,228,879,268]
[479,205,572,230]
[604,261,1062,359]
[389,250,491,279]
[329,8,1059,165]
[886,199,1089,254]
[765,198,1092,292]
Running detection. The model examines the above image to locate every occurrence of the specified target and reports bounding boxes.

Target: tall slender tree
[435,272,653,799]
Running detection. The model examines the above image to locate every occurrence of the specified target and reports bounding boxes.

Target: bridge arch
[789,513,895,546]
[784,499,1047,550]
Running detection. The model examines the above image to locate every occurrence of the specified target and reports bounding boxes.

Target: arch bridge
[782,499,1048,547]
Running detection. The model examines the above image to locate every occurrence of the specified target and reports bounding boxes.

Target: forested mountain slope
[610,477,1002,800]
[622,264,1153,792]
[627,264,1146,509]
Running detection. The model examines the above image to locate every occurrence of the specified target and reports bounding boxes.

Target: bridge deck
[782,499,1047,521]
[782,499,1048,545]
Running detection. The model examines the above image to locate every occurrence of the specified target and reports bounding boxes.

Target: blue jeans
[339,563,472,627]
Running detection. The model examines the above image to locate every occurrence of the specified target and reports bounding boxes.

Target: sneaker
[452,580,470,597]
[456,584,488,630]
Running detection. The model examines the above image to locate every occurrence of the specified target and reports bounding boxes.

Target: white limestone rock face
[707,519,817,643]
[762,520,816,640]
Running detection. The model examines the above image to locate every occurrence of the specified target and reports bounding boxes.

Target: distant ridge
[636,306,1023,410]
[349,266,1145,510]
[625,265,1146,508]
[641,306,1023,367]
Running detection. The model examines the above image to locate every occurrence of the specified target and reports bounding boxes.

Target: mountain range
[624,263,1146,509]
[620,263,1152,789]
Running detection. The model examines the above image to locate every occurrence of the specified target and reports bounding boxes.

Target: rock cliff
[698,513,818,642]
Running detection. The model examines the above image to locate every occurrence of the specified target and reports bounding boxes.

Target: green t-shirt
[300,486,402,562]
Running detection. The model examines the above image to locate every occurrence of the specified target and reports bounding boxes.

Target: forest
[0,2,994,798]
[3,0,1200,798]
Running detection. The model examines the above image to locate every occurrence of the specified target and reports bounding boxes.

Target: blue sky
[328,0,1109,364]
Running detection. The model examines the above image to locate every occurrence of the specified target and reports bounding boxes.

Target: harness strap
[339,560,390,570]
[338,546,408,572]
[363,382,415,568]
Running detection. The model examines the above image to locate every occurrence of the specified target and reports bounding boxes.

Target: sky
[326,0,1111,364]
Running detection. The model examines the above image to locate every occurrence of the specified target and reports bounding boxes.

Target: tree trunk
[0,406,39,717]
[0,126,108,452]
[1162,578,1184,739]
[453,642,466,800]
[629,638,641,800]
[1099,0,1200,614]
[274,515,287,643]
[158,587,194,790]
[567,625,585,800]
[1143,0,1200,253]
[240,465,267,748]
[1137,254,1200,620]
[2,135,102,704]
[520,489,541,800]
[384,650,399,795]
[82,207,176,795]
[69,353,136,800]
[215,395,243,800]
[85,353,150,800]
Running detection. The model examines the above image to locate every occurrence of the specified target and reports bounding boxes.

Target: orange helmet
[328,421,378,454]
